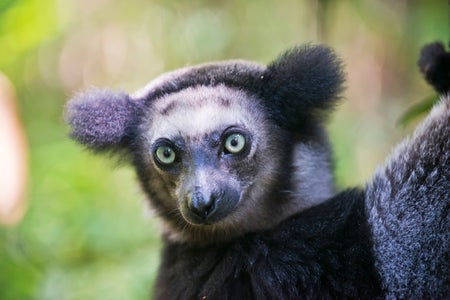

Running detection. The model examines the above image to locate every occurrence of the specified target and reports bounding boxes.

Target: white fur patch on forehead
[147,85,265,141]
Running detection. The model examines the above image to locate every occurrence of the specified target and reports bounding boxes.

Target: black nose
[188,191,217,220]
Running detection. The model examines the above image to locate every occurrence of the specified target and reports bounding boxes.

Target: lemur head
[65,45,344,244]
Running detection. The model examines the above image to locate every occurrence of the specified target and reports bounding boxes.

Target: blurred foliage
[0,0,447,299]
[398,94,439,126]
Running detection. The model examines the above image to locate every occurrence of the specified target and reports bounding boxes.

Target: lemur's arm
[365,42,450,298]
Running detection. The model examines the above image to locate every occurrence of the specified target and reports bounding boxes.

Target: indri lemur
[65,44,450,299]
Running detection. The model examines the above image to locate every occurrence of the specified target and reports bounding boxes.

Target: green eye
[155,145,176,164]
[224,133,246,154]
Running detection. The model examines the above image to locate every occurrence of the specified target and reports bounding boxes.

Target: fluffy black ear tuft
[65,89,141,153]
[260,44,345,129]
[418,42,450,94]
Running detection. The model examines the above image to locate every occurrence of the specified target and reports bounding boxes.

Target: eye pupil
[230,138,238,147]
[163,148,172,158]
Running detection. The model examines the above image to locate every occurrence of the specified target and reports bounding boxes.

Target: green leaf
[398,95,439,126]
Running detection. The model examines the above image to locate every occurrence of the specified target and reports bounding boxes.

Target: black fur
[260,45,344,130]
[418,42,450,94]
[155,189,381,300]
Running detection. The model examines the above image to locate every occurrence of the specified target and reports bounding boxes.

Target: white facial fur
[147,85,265,145]
[139,85,335,244]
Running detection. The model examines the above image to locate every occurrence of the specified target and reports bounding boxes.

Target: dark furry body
[155,189,382,300]
[366,98,450,299]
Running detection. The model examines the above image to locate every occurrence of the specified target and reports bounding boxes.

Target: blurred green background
[0,0,447,299]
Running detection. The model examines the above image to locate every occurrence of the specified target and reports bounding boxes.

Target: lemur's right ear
[64,89,143,153]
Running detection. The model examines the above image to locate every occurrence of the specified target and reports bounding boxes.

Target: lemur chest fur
[155,190,382,300]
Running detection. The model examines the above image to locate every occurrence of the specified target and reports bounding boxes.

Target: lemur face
[65,45,344,244]
[137,85,288,240]
[148,86,258,224]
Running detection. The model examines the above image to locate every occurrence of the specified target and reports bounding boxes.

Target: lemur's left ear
[260,44,345,129]
[64,89,143,153]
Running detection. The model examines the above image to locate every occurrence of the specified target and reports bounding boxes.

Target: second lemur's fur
[65,44,450,299]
